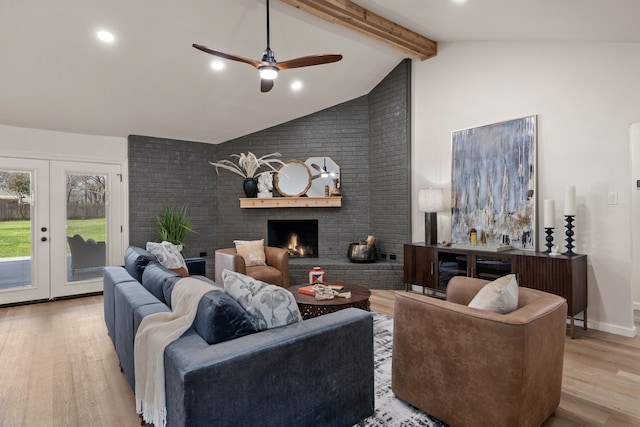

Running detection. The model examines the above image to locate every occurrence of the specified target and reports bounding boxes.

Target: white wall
[0,124,127,161]
[631,123,640,310]
[412,42,640,336]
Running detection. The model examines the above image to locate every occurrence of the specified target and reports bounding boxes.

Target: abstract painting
[451,115,537,250]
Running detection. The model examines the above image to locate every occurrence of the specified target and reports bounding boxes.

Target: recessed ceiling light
[451,0,467,3]
[291,81,303,90]
[210,60,224,71]
[97,30,115,43]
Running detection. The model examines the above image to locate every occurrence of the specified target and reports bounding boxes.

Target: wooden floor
[0,291,638,427]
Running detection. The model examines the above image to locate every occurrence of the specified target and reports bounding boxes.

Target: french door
[0,157,124,305]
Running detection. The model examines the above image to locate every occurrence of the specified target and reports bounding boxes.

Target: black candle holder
[562,215,576,256]
[544,228,554,254]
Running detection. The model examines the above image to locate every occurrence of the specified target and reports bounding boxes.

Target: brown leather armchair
[392,276,567,427]
[215,246,289,288]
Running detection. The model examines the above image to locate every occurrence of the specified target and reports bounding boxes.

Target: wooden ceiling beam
[280,0,437,60]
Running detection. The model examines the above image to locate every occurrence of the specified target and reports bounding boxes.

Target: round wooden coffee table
[289,284,371,320]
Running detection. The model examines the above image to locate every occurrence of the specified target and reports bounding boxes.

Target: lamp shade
[418,188,444,213]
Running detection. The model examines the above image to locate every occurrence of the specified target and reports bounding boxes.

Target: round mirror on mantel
[304,157,340,197]
[274,159,312,197]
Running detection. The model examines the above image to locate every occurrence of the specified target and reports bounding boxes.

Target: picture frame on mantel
[451,115,538,251]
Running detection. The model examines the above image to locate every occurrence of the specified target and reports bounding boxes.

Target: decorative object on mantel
[331,178,341,196]
[309,266,325,284]
[543,199,556,254]
[418,188,444,245]
[451,115,537,250]
[348,235,377,263]
[562,186,577,256]
[257,172,273,198]
[208,152,284,198]
[305,157,340,197]
[274,159,312,197]
[244,178,258,198]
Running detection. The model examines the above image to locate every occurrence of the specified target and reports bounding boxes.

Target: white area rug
[360,313,448,427]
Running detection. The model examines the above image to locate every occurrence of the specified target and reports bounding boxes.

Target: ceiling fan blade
[192,43,262,68]
[277,54,343,70]
[261,79,274,93]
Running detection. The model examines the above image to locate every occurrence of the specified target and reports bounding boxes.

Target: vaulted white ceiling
[1,0,639,144]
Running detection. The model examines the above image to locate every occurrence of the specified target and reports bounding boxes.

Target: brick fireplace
[267,219,318,258]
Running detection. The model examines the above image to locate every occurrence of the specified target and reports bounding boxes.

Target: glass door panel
[65,173,107,282]
[50,161,122,298]
[475,255,512,280]
[437,251,467,289]
[0,171,31,287]
[0,158,50,304]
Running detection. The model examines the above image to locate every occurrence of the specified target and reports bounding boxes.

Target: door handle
[41,237,47,242]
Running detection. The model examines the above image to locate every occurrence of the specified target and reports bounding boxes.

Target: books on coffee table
[298,284,344,296]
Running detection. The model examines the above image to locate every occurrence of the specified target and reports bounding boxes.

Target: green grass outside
[0,218,106,258]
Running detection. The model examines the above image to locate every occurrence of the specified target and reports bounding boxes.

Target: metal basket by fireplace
[347,243,377,263]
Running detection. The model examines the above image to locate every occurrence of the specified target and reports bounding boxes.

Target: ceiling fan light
[97,30,115,43]
[259,66,278,80]
[321,157,336,178]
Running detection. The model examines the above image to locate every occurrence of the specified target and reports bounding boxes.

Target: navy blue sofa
[103,246,375,427]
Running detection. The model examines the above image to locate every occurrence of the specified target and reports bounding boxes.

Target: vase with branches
[209,152,284,197]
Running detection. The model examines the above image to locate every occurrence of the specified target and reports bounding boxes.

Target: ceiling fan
[193,0,342,93]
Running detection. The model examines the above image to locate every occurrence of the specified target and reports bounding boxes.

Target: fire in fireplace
[267,220,318,258]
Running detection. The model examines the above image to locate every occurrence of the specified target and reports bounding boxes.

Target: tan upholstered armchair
[392,276,567,427]
[215,246,289,288]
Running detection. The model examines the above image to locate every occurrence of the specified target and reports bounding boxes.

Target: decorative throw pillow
[124,246,157,282]
[233,239,267,267]
[222,269,302,330]
[468,274,519,314]
[141,262,181,303]
[146,241,188,273]
[192,289,259,345]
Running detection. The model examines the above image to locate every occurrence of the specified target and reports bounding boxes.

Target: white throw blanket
[134,277,214,427]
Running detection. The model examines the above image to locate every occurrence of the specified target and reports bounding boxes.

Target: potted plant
[209,152,284,198]
[154,204,193,251]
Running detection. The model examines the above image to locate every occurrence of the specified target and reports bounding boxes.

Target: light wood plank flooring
[0,291,638,426]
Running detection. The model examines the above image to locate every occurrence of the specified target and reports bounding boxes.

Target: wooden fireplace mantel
[239,197,342,208]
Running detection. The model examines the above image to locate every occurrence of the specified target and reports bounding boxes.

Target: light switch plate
[608,192,618,205]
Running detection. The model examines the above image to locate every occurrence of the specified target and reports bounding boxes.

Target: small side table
[185,257,206,276]
[289,284,371,320]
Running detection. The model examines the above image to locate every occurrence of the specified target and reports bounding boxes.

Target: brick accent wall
[215,95,371,259]
[128,136,218,275]
[368,60,411,265]
[129,59,411,289]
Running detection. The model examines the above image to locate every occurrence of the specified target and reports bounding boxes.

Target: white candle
[543,199,555,228]
[564,186,576,216]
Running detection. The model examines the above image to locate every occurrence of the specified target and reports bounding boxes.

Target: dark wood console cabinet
[403,243,587,338]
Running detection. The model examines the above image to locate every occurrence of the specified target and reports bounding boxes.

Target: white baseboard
[573,318,638,338]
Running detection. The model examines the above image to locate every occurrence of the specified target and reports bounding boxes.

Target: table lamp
[418,188,444,245]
